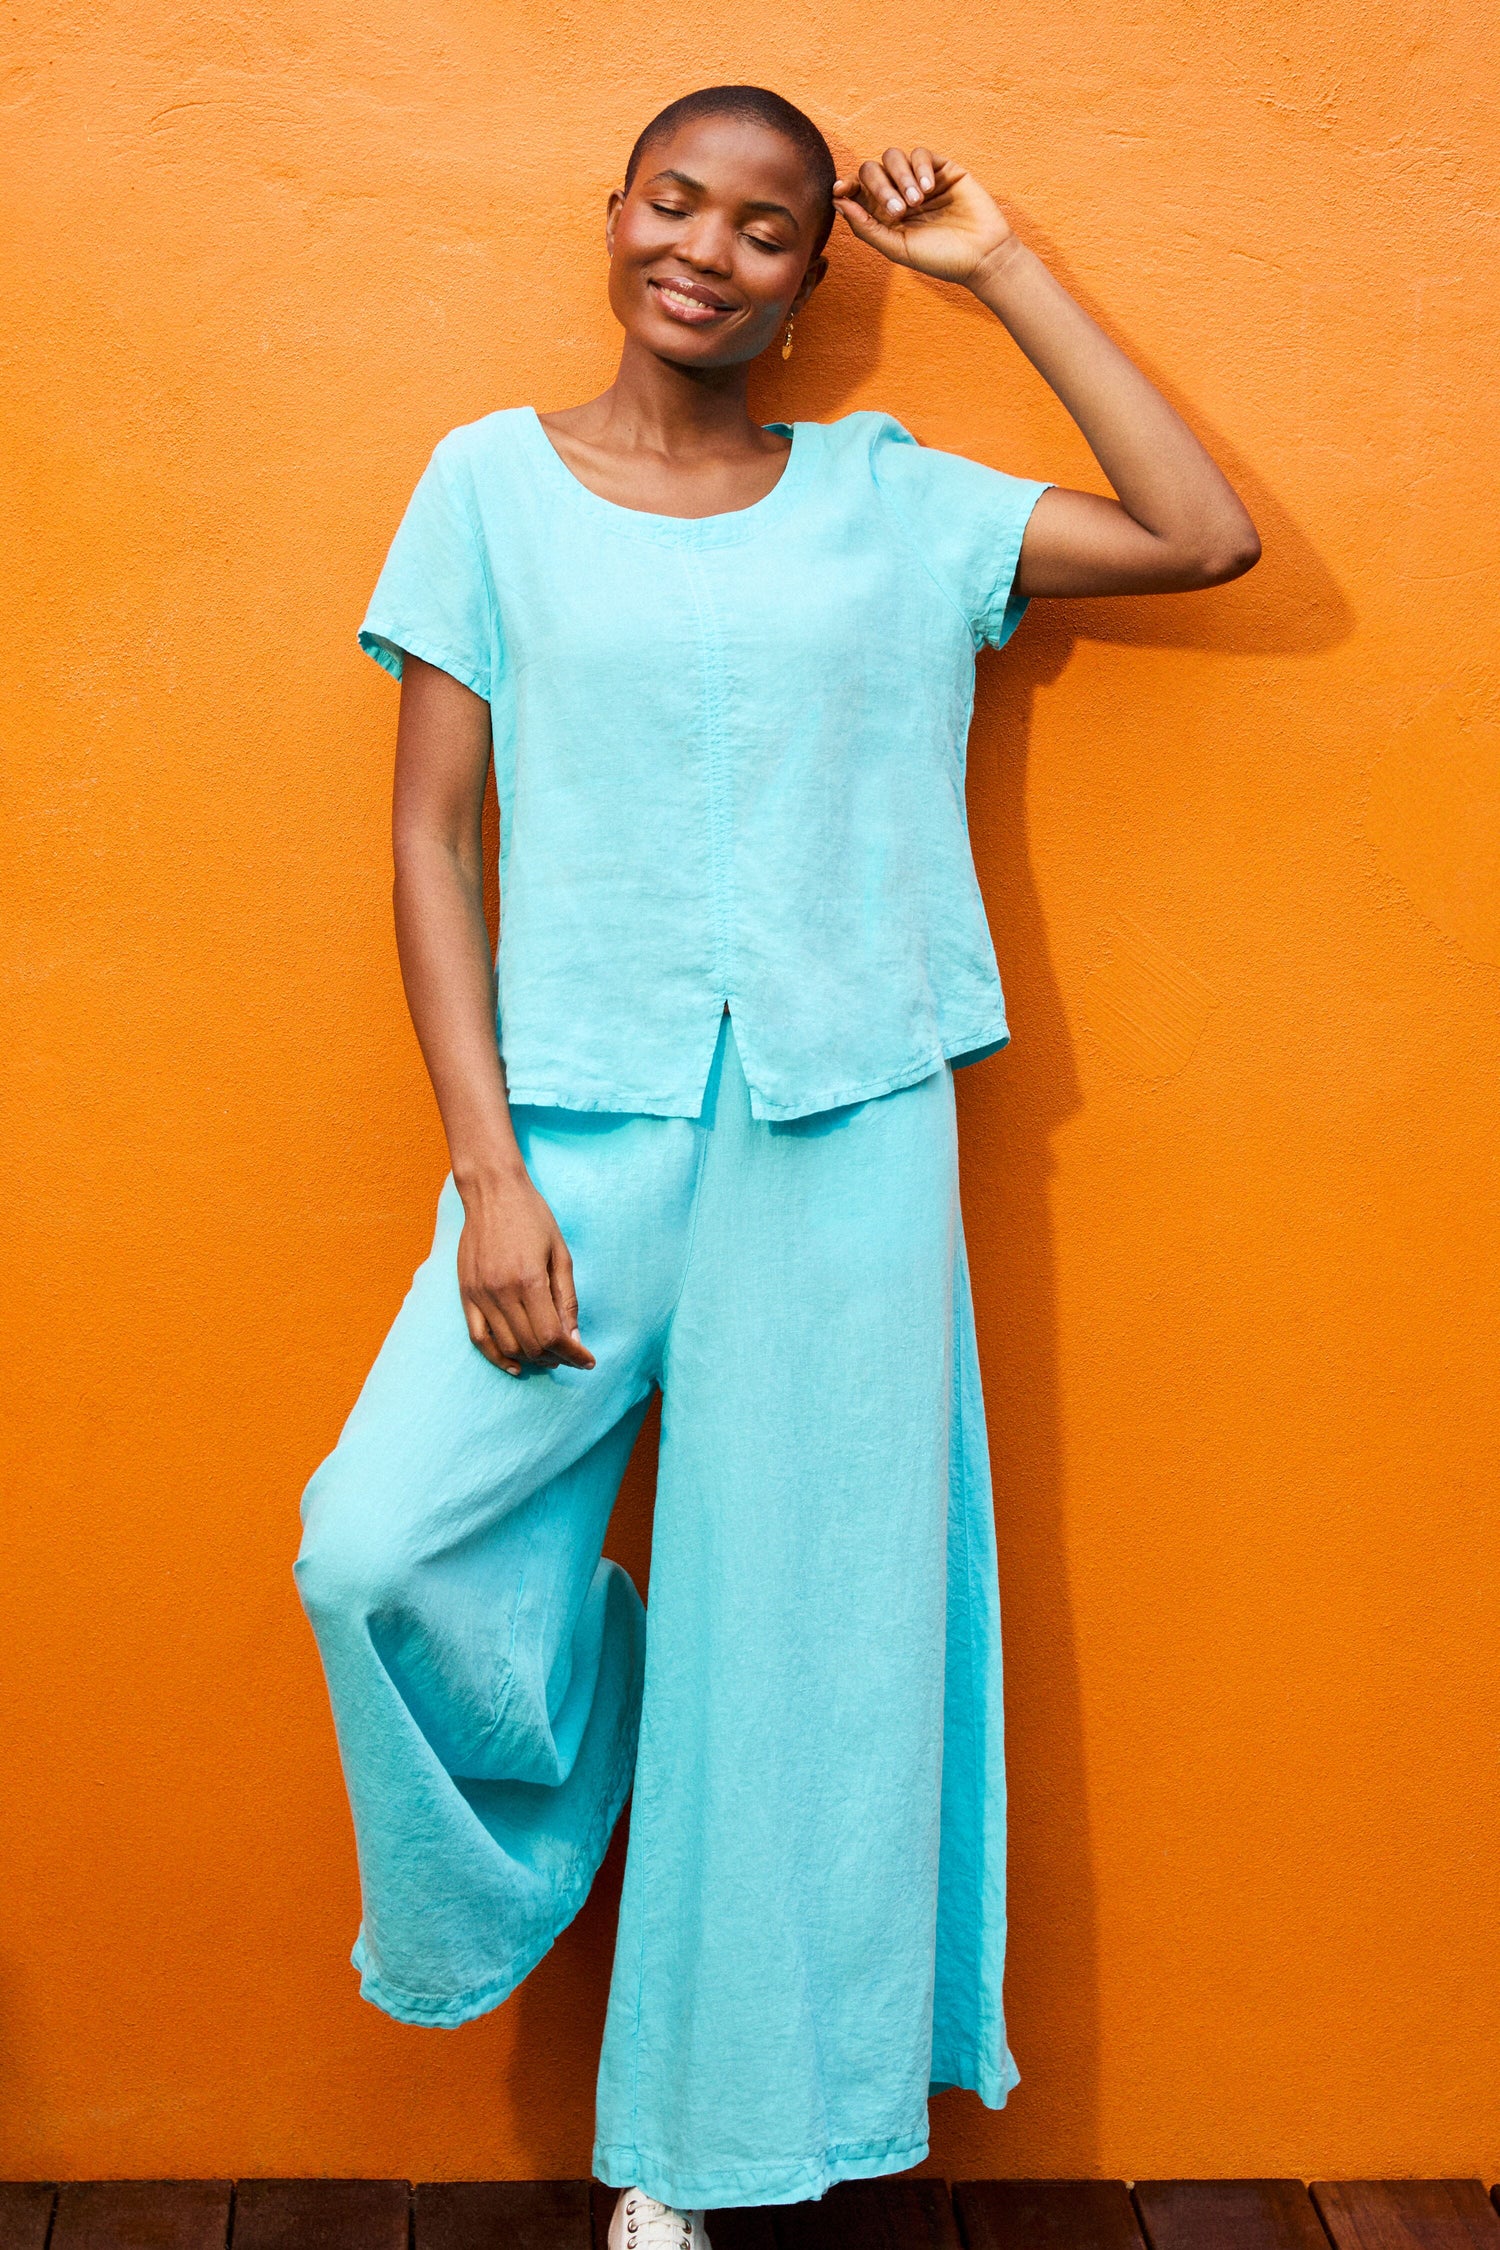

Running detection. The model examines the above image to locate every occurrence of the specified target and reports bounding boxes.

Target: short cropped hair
[623,84,837,260]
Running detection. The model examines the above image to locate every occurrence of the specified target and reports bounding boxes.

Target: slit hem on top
[502,1016,1011,1126]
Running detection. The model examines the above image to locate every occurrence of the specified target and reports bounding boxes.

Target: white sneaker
[606,2188,713,2250]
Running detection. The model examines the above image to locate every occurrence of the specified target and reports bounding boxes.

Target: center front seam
[683,549,734,1004]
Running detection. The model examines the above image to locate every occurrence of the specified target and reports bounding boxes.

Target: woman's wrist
[452,1147,532,1204]
[965,228,1029,306]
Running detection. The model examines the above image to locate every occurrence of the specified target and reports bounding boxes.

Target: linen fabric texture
[296,1015,1018,2209]
[358,406,1051,1120]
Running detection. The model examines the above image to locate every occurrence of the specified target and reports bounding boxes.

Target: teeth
[657,284,721,312]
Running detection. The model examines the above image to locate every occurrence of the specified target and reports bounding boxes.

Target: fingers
[881,146,923,207]
[503,1272,553,1365]
[465,1297,523,1377]
[479,1276,557,1372]
[831,190,892,244]
[456,1192,595,1379]
[549,1236,597,1371]
[832,147,949,219]
[861,155,908,221]
[464,1263,595,1378]
[831,147,962,264]
[830,179,908,264]
[506,1234,596,1373]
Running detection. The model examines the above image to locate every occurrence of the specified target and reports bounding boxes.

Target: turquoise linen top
[359,405,1051,1121]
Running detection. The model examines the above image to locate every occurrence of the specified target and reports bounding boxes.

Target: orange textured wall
[3,0,1498,2186]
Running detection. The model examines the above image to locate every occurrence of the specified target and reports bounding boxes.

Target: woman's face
[606,113,828,370]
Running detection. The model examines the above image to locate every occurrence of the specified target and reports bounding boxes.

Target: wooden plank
[231,2182,408,2250]
[777,2179,960,2250]
[698,2212,778,2250]
[1135,2181,1329,2250]
[0,2186,55,2250]
[590,2183,612,2250]
[1312,2181,1500,2250]
[51,2183,231,2250]
[956,2181,1144,2250]
[417,2181,590,2250]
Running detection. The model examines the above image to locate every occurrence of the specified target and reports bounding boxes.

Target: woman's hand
[456,1166,596,1377]
[832,149,1014,288]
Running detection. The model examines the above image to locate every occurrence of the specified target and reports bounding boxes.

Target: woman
[295,83,1258,2244]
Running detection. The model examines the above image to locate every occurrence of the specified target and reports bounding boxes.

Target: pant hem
[350,1739,638,2029]
[591,2126,931,2210]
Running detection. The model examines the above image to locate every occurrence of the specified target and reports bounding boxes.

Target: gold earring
[782,317,795,361]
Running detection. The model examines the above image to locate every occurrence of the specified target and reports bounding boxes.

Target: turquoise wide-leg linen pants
[295,1014,1018,2208]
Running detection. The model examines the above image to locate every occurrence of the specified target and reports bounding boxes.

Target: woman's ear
[793,252,829,314]
[605,186,625,258]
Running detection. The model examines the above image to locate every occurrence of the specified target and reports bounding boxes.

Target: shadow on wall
[492,229,1350,2180]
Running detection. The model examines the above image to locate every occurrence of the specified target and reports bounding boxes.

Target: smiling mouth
[648,277,736,324]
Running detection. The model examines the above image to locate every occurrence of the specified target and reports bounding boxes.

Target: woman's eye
[746,236,784,254]
[650,202,688,217]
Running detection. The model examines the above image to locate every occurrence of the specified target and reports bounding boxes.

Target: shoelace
[621,2191,695,2250]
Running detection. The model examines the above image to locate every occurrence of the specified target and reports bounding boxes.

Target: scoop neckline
[519,404,816,546]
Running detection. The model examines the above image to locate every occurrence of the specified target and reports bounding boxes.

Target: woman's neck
[546,336,781,463]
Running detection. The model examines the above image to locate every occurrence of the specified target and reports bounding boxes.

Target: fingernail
[905,186,920,203]
[886,196,903,214]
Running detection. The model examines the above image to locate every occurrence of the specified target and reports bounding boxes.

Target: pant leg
[592,1023,1016,2207]
[930,1230,1018,2106]
[295,1097,700,2026]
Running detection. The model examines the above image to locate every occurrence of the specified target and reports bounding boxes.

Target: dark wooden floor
[3,2178,1500,2250]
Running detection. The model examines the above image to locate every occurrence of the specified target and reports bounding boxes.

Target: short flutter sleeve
[358,436,494,698]
[867,413,1052,651]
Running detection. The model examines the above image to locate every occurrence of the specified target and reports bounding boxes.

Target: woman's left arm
[833,148,1262,596]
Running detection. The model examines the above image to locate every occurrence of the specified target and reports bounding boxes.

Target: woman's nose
[673,216,734,273]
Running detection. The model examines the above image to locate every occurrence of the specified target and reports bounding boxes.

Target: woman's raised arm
[392,655,595,1375]
[833,148,1262,597]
